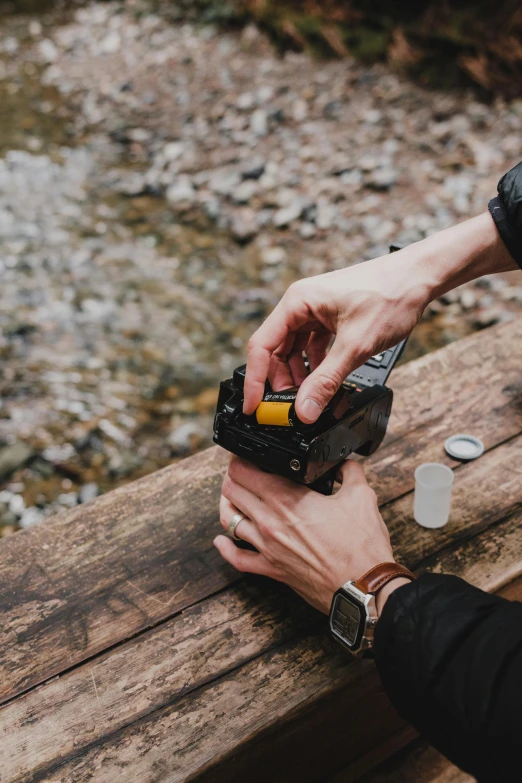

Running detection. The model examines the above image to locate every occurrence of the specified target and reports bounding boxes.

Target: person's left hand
[214,455,397,615]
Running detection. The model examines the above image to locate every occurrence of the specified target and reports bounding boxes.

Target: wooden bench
[2,317,522,783]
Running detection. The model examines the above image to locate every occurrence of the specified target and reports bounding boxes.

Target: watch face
[331,593,361,648]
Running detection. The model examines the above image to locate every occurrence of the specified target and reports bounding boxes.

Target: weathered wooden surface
[354,739,474,783]
[1,318,522,783]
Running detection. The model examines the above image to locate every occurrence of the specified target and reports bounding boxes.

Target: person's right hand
[243,248,430,423]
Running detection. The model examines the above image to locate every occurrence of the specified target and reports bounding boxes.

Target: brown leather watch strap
[353,562,415,596]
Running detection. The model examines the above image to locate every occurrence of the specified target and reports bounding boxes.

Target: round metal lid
[444,434,484,461]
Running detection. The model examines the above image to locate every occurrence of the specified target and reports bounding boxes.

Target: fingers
[219,494,264,551]
[222,461,268,517]
[268,332,311,391]
[295,332,361,423]
[305,330,332,372]
[243,304,293,414]
[213,535,278,578]
[287,333,310,387]
[268,332,297,391]
[244,288,314,414]
[227,456,301,510]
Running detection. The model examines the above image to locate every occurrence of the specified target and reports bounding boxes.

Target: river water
[0,0,520,533]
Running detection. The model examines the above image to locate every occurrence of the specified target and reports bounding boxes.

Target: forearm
[393,211,517,309]
[375,574,522,782]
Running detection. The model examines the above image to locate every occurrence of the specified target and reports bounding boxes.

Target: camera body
[213,341,406,495]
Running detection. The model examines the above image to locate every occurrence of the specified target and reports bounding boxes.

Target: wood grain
[1,319,522,783]
[352,739,474,783]
[384,433,522,569]
[4,437,522,782]
[0,582,325,782]
[0,319,520,708]
[0,446,231,706]
[367,317,522,504]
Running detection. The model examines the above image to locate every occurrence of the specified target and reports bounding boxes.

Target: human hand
[243,248,429,423]
[243,211,517,424]
[214,456,400,615]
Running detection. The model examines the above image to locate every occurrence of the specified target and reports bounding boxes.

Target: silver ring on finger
[228,513,245,541]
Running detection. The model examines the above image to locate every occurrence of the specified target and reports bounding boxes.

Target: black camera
[213,340,406,495]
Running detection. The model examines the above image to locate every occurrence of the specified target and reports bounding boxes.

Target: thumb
[295,335,360,423]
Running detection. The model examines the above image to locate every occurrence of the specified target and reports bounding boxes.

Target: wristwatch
[329,562,415,657]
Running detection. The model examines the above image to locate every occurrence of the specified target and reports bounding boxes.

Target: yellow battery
[255,401,293,426]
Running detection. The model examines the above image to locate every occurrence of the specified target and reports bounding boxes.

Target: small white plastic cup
[414,463,454,529]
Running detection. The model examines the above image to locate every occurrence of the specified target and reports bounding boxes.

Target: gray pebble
[365,168,398,191]
[79,483,100,504]
[273,201,303,227]
[20,507,44,529]
[230,209,258,242]
[241,158,266,180]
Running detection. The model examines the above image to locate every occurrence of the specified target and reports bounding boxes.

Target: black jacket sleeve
[489,161,522,269]
[374,573,522,782]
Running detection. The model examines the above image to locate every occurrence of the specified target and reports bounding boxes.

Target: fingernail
[301,398,322,422]
[213,537,220,547]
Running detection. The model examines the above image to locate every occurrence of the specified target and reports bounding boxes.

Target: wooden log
[349,739,474,783]
[4,434,522,782]
[0,446,230,706]
[0,318,520,709]
[367,316,522,505]
[384,432,522,568]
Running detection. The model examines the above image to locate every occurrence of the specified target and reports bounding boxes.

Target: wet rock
[0,441,34,480]
[115,172,147,197]
[100,31,121,55]
[250,109,268,136]
[440,291,460,305]
[79,482,100,504]
[9,494,25,516]
[39,39,59,63]
[166,175,196,204]
[299,223,316,239]
[365,168,398,191]
[231,208,258,243]
[316,201,338,230]
[108,450,143,478]
[241,158,265,180]
[428,300,445,315]
[57,492,78,508]
[460,290,477,310]
[99,419,130,446]
[501,286,522,303]
[31,457,54,478]
[358,156,379,172]
[478,294,494,309]
[273,201,303,227]
[292,99,308,122]
[168,421,204,455]
[473,308,502,329]
[232,180,258,205]
[236,92,256,111]
[323,101,341,120]
[210,169,241,197]
[163,141,185,162]
[20,507,44,529]
[202,197,221,221]
[260,246,287,265]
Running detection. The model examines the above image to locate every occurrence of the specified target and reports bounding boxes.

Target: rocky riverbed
[0,0,521,534]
